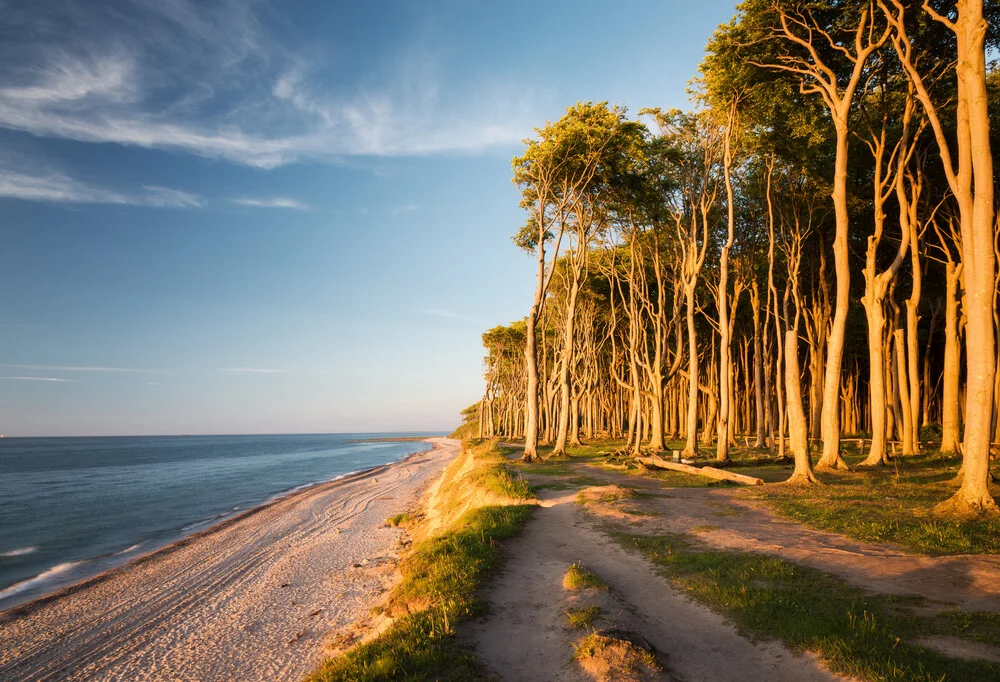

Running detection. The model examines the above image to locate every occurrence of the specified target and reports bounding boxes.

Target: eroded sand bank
[0,437,459,682]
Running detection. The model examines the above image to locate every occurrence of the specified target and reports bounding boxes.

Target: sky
[0,0,739,436]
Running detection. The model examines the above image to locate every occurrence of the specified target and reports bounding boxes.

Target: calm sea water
[0,433,438,611]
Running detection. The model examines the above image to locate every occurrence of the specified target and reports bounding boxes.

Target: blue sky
[0,0,738,436]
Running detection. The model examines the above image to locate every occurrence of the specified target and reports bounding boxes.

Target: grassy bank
[615,531,1000,681]
[306,439,535,682]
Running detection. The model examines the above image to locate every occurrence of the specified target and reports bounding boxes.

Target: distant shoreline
[347,436,435,443]
[0,438,435,615]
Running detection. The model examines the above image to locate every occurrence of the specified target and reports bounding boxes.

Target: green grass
[566,605,602,629]
[933,608,1000,647]
[756,453,1000,555]
[308,505,534,681]
[613,530,1000,681]
[535,441,622,461]
[468,463,533,499]
[385,513,415,528]
[458,440,534,500]
[563,562,609,591]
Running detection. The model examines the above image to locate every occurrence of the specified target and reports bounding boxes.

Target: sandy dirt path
[0,437,459,682]
[463,487,844,682]
[572,464,1000,613]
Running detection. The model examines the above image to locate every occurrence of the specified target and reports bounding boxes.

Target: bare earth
[466,455,1000,679]
[0,437,459,682]
[464,487,846,682]
[574,463,1000,613]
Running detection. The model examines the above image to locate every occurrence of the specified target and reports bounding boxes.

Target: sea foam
[0,547,38,557]
[0,561,83,599]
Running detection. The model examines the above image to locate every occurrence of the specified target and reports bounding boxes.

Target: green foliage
[511,101,647,252]
[468,463,533,500]
[563,562,609,591]
[919,423,943,442]
[566,605,603,630]
[384,513,414,528]
[308,505,534,682]
[617,531,1000,681]
[933,608,1000,647]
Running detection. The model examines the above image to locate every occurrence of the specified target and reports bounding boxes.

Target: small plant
[384,512,414,528]
[563,562,609,591]
[566,605,602,629]
[573,631,661,681]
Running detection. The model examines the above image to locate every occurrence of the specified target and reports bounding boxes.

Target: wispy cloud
[419,309,485,325]
[231,197,308,210]
[390,204,419,216]
[2,376,76,382]
[1,363,167,373]
[0,168,202,207]
[0,3,544,169]
[222,367,288,374]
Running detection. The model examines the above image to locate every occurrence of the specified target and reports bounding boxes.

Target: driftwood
[636,455,764,486]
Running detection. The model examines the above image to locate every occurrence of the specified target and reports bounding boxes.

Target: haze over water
[0,433,437,610]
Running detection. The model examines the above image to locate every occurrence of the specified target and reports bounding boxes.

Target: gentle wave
[0,561,83,599]
[0,547,38,558]
[112,544,143,557]
[180,511,231,532]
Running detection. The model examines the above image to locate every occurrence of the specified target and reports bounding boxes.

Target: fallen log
[636,455,764,486]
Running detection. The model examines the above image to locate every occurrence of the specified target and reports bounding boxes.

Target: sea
[0,433,440,611]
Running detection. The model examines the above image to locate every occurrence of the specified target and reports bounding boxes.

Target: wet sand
[0,437,459,682]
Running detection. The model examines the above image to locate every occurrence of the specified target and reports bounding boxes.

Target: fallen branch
[636,455,764,486]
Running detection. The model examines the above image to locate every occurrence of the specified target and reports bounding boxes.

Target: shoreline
[0,440,434,615]
[0,437,459,682]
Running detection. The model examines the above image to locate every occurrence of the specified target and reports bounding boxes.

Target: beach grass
[306,438,536,681]
[384,513,415,528]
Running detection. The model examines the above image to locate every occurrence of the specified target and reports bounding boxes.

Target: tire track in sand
[0,438,458,682]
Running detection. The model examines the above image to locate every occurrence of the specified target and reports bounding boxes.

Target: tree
[882,0,997,513]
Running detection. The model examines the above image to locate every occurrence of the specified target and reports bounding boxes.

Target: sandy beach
[0,437,458,682]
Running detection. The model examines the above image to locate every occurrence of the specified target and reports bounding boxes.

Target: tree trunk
[817,126,851,469]
[942,263,963,454]
[682,284,700,457]
[786,327,818,483]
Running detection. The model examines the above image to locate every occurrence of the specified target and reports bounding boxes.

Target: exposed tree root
[933,493,1000,518]
[784,470,821,485]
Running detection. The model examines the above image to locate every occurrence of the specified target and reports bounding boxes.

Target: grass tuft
[566,605,603,630]
[573,631,661,681]
[385,513,415,528]
[563,562,609,591]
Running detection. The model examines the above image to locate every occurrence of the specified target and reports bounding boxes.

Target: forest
[472,0,1000,516]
